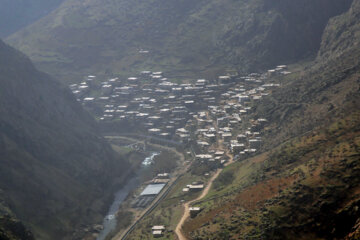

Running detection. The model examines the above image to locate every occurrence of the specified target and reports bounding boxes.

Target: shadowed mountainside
[0,216,34,240]
[0,39,129,239]
[6,0,352,82]
[0,0,65,37]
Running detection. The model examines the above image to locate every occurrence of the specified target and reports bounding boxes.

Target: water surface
[96,152,160,240]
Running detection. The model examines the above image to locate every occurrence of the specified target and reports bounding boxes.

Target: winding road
[175,152,234,240]
[105,135,234,240]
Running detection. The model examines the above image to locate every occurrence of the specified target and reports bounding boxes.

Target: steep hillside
[318,0,360,60]
[0,216,34,240]
[254,0,360,150]
[0,0,64,37]
[181,1,360,239]
[0,39,129,239]
[183,113,360,239]
[6,0,352,82]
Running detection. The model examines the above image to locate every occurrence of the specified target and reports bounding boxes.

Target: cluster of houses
[69,65,289,169]
[71,66,285,136]
[69,66,289,237]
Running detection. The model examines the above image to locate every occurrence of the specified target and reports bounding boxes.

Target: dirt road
[175,152,234,240]
[107,135,234,240]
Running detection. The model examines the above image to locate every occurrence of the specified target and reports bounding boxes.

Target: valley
[0,1,359,240]
[67,60,289,239]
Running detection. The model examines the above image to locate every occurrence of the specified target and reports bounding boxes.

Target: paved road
[105,135,185,162]
[106,135,234,240]
[105,135,187,240]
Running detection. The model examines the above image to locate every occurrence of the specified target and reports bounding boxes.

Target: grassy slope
[6,0,351,83]
[182,1,360,239]
[183,112,360,239]
[126,172,207,240]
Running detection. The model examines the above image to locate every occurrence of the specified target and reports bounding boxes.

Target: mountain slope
[6,0,352,82]
[181,1,360,239]
[183,112,360,239]
[0,0,65,37]
[0,39,129,239]
[0,216,34,240]
[254,0,360,149]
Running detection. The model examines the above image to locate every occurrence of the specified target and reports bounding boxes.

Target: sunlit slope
[7,0,351,82]
[182,1,360,239]
[0,40,129,239]
[184,112,360,239]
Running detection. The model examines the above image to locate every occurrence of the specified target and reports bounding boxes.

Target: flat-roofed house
[189,207,201,218]
[152,226,165,238]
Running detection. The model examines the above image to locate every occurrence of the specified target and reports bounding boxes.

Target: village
[70,65,289,156]
[69,65,290,239]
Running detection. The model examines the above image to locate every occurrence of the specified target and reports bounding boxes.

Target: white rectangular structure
[140,184,166,196]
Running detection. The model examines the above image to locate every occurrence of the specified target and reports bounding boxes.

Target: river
[96,152,160,240]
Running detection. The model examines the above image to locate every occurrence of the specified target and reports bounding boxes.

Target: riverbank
[91,136,187,240]
[96,152,158,240]
[102,136,188,240]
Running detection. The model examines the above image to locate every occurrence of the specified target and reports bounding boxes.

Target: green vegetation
[183,110,360,239]
[127,172,206,239]
[0,1,359,239]
[213,169,235,190]
[181,2,360,238]
[111,145,133,156]
[152,151,179,175]
[105,210,133,240]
